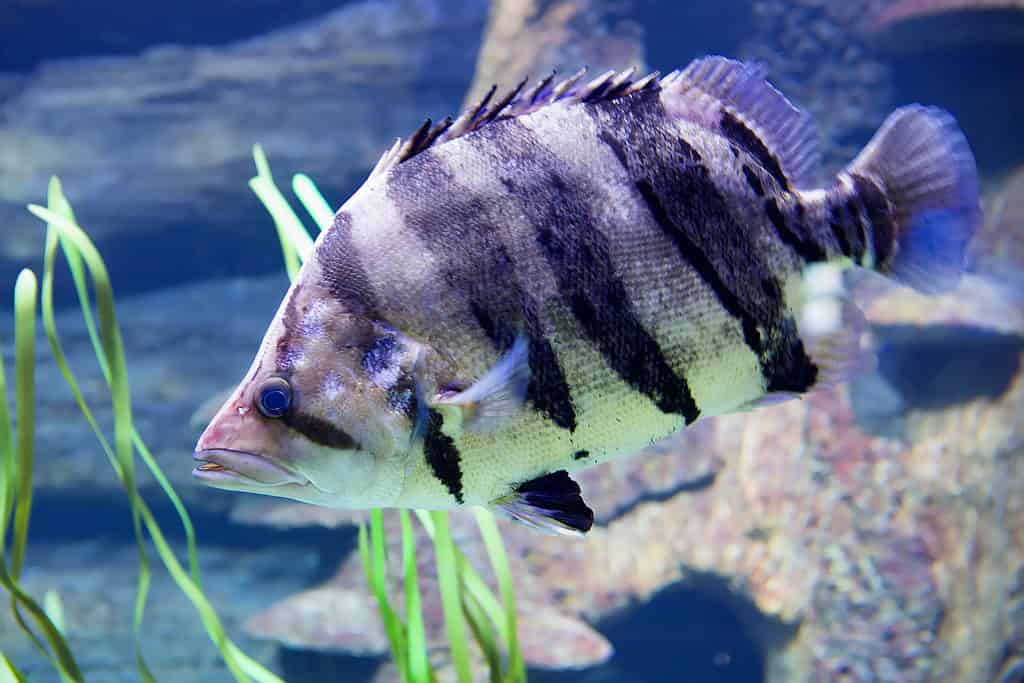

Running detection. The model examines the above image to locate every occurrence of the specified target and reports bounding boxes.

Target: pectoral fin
[434,334,530,434]
[495,470,594,536]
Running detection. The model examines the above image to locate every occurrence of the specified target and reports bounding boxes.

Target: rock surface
[868,0,1024,52]
[245,514,615,672]
[973,165,1024,289]
[465,0,645,106]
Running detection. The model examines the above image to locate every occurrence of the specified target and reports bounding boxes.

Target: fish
[193,56,981,535]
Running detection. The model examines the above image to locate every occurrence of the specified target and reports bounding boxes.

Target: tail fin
[846,105,981,294]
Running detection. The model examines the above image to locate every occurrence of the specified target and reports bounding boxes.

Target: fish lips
[192,448,309,488]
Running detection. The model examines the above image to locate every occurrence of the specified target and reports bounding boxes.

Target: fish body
[194,57,980,534]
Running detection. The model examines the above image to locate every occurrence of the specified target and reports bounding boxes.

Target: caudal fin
[846,105,980,294]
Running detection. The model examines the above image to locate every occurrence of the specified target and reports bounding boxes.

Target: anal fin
[495,470,594,537]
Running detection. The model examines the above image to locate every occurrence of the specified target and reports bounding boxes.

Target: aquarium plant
[0,151,525,683]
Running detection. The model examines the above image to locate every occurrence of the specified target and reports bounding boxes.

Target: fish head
[193,280,423,508]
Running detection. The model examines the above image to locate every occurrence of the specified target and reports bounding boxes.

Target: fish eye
[256,377,292,419]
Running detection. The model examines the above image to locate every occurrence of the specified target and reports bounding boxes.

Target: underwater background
[1,0,1023,681]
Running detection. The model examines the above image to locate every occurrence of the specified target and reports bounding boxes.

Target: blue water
[2,1,1022,682]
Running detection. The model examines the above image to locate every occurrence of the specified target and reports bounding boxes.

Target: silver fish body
[194,57,980,534]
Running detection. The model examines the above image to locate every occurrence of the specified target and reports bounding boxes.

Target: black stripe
[764,197,828,262]
[484,122,699,423]
[850,173,896,268]
[742,164,765,197]
[387,152,578,432]
[470,301,578,431]
[843,198,869,264]
[572,449,590,461]
[316,211,380,318]
[828,194,868,265]
[275,283,305,373]
[828,204,853,257]
[283,411,358,450]
[720,110,790,191]
[633,178,762,354]
[590,92,818,394]
[422,408,464,504]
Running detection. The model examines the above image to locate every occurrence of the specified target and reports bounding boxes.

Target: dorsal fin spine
[665,56,820,188]
[372,64,663,175]
[527,72,556,105]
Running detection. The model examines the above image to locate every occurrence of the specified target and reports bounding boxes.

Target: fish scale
[193,56,981,536]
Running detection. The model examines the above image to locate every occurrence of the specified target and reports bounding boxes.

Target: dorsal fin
[369,66,659,178]
[661,56,819,189]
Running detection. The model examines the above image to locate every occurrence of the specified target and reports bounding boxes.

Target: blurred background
[1,1,1023,681]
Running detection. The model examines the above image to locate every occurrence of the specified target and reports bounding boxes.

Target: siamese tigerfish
[193,57,980,534]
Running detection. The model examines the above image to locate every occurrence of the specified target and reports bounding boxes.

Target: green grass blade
[415,514,508,655]
[0,565,81,681]
[473,508,525,683]
[415,511,519,681]
[249,145,313,278]
[430,511,472,683]
[369,510,409,682]
[0,650,26,683]
[8,268,51,659]
[0,269,83,682]
[0,304,14,537]
[32,187,156,681]
[43,590,65,635]
[10,270,36,581]
[132,430,201,585]
[359,519,411,683]
[462,586,502,683]
[28,191,284,683]
[35,180,202,589]
[401,510,432,683]
[292,174,334,233]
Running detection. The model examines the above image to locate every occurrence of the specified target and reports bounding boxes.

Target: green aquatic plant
[251,145,527,683]
[0,181,284,682]
[0,268,82,683]
[0,148,525,683]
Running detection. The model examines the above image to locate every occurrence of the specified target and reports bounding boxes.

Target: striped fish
[193,57,980,535]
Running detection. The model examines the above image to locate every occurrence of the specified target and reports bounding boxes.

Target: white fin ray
[662,56,820,188]
[433,334,531,434]
[370,65,659,177]
[495,501,588,537]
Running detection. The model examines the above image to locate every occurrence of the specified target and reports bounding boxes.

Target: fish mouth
[192,448,309,488]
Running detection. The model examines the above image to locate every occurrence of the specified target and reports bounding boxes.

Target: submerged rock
[465,0,645,106]
[245,514,614,673]
[973,165,1024,288]
[868,0,1024,52]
